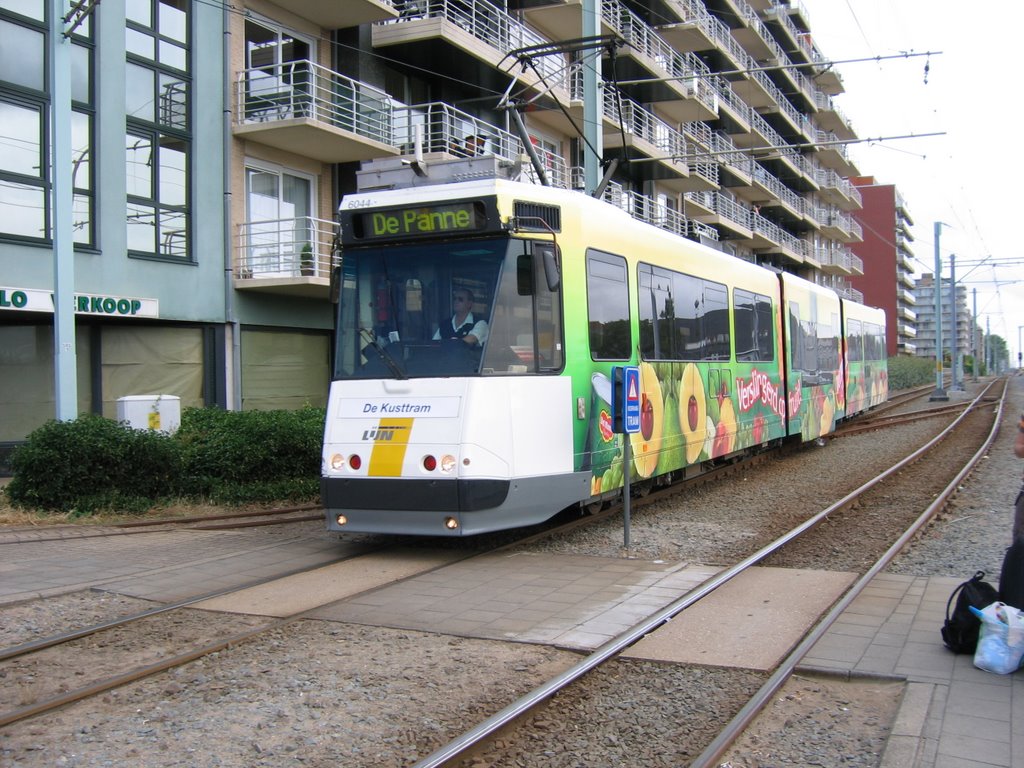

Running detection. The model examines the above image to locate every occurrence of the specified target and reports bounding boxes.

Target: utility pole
[581,0,602,194]
[50,0,78,420]
[971,288,977,382]
[950,254,960,390]
[930,222,948,400]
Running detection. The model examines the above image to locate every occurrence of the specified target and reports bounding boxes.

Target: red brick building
[849,177,917,356]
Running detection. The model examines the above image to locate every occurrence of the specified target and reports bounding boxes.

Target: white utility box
[116,394,181,434]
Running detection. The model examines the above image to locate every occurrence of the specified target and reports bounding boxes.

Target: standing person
[434,288,488,347]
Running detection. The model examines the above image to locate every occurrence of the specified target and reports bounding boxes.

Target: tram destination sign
[343,198,497,244]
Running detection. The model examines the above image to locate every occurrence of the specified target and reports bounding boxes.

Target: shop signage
[0,287,159,318]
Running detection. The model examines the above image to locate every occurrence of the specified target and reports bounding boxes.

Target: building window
[126,130,188,258]
[126,0,191,261]
[0,6,94,245]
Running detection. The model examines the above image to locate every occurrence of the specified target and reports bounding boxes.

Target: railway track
[0,503,323,545]
[406,378,1005,767]
[0,380,999,765]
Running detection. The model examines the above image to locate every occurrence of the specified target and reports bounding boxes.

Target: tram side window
[638,264,674,359]
[638,263,729,361]
[865,322,883,360]
[818,312,840,372]
[586,250,630,360]
[789,300,817,373]
[734,289,774,362]
[847,318,863,362]
[702,282,730,360]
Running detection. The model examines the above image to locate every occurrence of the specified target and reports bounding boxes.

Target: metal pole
[950,254,959,390]
[582,0,602,195]
[971,289,977,382]
[50,0,78,420]
[930,222,947,400]
[622,437,631,549]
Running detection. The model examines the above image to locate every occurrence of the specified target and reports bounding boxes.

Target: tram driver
[433,288,489,347]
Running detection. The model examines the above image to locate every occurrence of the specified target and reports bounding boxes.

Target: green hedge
[4,407,325,516]
[886,356,935,390]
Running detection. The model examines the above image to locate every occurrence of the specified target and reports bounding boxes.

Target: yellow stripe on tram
[368,418,415,477]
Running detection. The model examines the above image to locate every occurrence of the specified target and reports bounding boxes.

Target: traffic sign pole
[623,437,631,549]
[612,366,641,550]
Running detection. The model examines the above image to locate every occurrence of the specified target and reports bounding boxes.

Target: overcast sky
[800,0,1024,359]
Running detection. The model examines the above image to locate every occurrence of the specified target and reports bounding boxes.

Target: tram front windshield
[334,236,563,380]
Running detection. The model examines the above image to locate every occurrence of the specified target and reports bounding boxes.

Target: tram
[321,157,887,536]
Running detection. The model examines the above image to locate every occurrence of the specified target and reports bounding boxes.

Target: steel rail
[690,379,1006,767]
[0,505,323,545]
[0,552,367,663]
[410,379,1003,768]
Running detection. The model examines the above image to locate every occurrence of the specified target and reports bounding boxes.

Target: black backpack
[941,571,998,654]
[998,540,1024,609]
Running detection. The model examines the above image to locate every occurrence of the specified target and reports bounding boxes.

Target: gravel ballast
[1,380,1021,767]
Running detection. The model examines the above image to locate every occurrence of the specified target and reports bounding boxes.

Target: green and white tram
[322,158,885,536]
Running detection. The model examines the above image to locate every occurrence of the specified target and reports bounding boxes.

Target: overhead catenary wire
[616,50,942,87]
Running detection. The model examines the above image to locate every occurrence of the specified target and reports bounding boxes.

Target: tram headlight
[336,514,348,526]
[444,517,459,530]
[440,454,456,474]
[349,454,362,471]
[330,453,345,470]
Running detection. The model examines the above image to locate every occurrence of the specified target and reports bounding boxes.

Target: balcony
[812,128,857,177]
[812,90,856,141]
[393,101,570,188]
[286,0,397,28]
[233,62,397,163]
[601,0,718,123]
[600,181,720,243]
[756,219,806,266]
[234,216,337,298]
[898,306,917,323]
[602,91,695,191]
[518,0,582,42]
[684,190,754,240]
[375,1,570,112]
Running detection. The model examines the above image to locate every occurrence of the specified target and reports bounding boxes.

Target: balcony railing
[598,180,718,242]
[387,0,568,91]
[603,89,688,167]
[236,61,392,142]
[602,0,717,115]
[686,191,754,229]
[235,216,337,280]
[393,101,570,188]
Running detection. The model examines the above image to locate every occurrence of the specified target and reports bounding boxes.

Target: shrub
[887,355,935,390]
[5,414,180,514]
[176,406,324,494]
[4,406,326,515]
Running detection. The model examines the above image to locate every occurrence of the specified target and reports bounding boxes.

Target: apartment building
[914,273,970,375]
[849,176,917,356]
[0,0,868,451]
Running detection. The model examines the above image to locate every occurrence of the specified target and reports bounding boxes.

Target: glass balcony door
[244,19,314,121]
[244,165,314,277]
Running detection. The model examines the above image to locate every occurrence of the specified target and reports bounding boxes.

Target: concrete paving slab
[622,566,856,670]
[310,552,718,650]
[193,547,465,616]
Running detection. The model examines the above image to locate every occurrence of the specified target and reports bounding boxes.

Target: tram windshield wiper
[359,328,407,380]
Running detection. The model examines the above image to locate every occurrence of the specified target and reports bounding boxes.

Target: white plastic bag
[969,602,1024,674]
